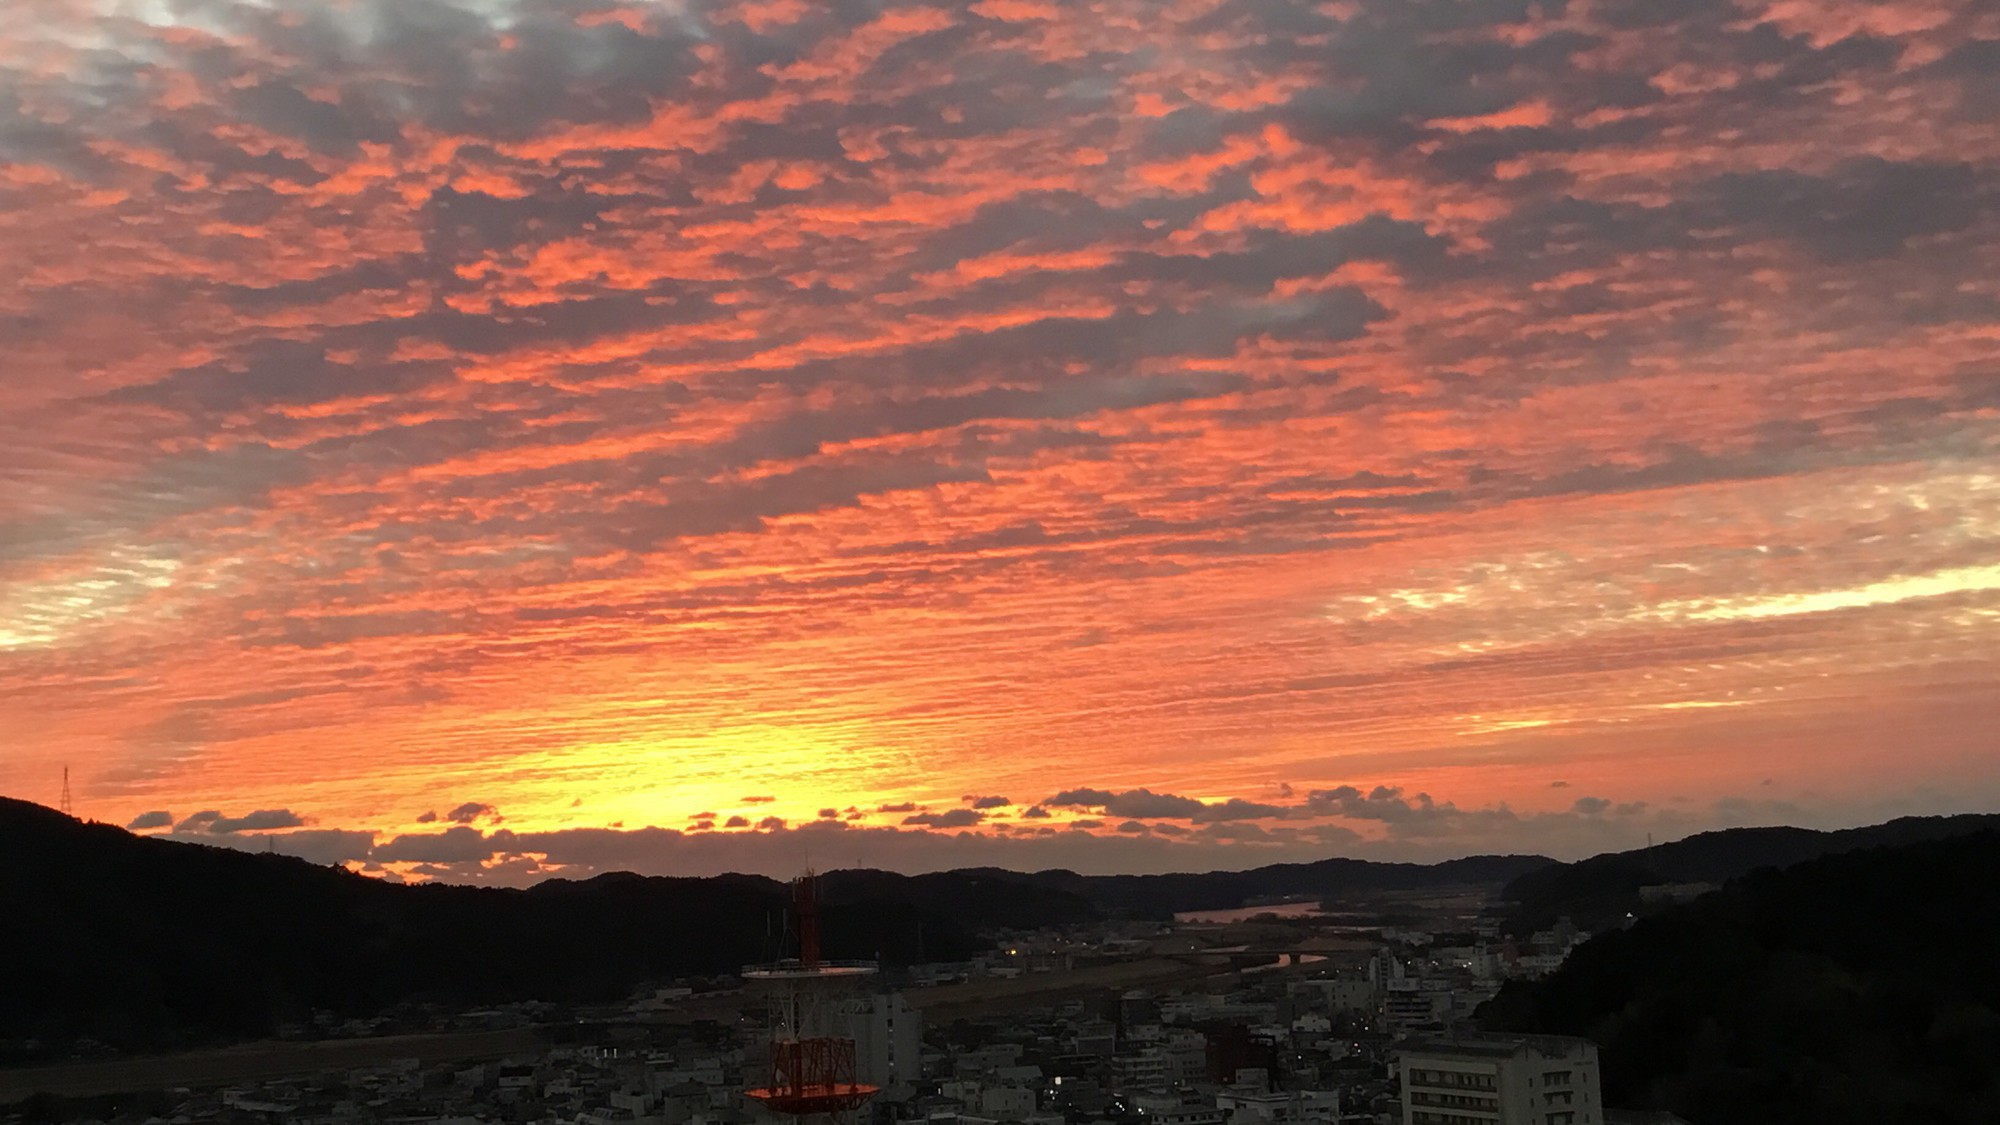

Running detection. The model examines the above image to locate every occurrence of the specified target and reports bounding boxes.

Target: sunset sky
[3,0,1997,883]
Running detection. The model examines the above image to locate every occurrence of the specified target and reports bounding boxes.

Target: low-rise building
[1396,1033,1603,1125]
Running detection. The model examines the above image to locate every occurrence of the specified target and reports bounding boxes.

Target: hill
[0,798,1542,1055]
[1482,830,2000,1125]
[999,853,1552,918]
[0,799,1024,1057]
[1500,813,2000,930]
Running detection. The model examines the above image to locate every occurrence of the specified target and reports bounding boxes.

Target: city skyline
[3,0,1998,882]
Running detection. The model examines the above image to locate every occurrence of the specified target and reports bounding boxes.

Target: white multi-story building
[1367,949,1408,988]
[847,991,924,1097]
[1160,1028,1208,1083]
[1397,1033,1603,1125]
[1113,1049,1169,1091]
[1380,979,1451,1030]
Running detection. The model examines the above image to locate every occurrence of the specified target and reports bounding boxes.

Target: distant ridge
[1500,812,2000,929]
[0,797,1544,1055]
[986,852,1555,917]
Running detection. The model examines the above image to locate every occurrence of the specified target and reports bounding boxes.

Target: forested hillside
[1484,830,2000,1125]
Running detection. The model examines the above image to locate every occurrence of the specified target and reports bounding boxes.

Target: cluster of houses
[5,914,1622,1125]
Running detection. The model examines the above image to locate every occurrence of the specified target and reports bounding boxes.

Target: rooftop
[1394,1031,1597,1059]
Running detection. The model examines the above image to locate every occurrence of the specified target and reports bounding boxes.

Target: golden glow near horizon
[2,0,1999,882]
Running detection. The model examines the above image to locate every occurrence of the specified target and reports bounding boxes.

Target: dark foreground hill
[1483,830,2000,1125]
[0,798,1543,1054]
[1501,813,2000,930]
[0,799,1049,1056]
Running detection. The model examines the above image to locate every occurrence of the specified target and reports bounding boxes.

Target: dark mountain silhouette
[1483,829,2000,1125]
[0,798,1025,1056]
[0,798,1542,1054]
[1500,813,2000,930]
[990,854,1554,918]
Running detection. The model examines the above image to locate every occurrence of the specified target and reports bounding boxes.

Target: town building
[1396,1033,1603,1125]
[848,991,924,1098]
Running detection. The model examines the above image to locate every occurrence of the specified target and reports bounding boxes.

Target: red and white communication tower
[743,872,879,1121]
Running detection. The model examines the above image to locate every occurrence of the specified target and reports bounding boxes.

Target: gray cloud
[1304,786,1486,837]
[126,810,173,831]
[176,810,223,833]
[1683,159,1997,264]
[257,817,1411,883]
[447,802,498,825]
[261,828,376,865]
[1198,822,1271,841]
[205,808,309,834]
[1305,824,1363,846]
[1045,787,1295,822]
[1197,798,1298,823]
[374,825,499,863]
[1046,788,1118,808]
[903,808,985,829]
[107,778,1949,886]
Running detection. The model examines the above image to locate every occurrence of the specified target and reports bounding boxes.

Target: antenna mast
[743,871,879,1122]
[59,767,75,818]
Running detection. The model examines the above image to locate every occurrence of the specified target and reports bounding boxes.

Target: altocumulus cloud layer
[3,0,1999,880]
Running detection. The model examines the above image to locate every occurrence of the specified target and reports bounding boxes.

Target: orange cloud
[2,0,1997,877]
